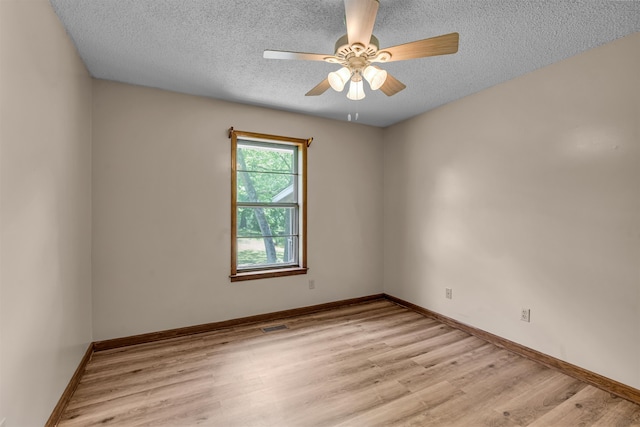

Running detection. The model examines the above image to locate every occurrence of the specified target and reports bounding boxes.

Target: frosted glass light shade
[328,67,352,92]
[347,79,365,100]
[363,65,388,90]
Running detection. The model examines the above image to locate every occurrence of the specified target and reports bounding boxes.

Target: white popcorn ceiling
[50,0,640,127]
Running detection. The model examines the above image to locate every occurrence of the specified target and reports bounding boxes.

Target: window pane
[237,236,298,269]
[230,130,307,281]
[237,171,295,203]
[237,207,297,238]
[237,142,295,174]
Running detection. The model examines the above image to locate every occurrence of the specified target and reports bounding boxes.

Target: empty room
[1,0,639,426]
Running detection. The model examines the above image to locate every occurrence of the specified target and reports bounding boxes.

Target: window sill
[230,267,308,282]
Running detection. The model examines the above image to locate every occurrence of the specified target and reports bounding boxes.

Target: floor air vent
[261,324,288,333]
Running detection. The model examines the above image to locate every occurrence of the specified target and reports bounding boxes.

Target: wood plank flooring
[59,300,640,426]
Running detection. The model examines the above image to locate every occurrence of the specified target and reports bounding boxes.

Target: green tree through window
[229,129,308,281]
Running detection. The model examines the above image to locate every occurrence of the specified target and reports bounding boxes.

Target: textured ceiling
[50,0,639,127]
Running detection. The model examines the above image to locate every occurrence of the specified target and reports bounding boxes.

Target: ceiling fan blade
[264,50,334,62]
[305,78,331,96]
[344,0,379,48]
[379,73,406,96]
[379,32,459,62]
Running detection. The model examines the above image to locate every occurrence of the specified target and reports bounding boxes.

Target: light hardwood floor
[59,300,640,426]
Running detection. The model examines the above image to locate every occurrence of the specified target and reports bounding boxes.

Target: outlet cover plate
[521,308,531,322]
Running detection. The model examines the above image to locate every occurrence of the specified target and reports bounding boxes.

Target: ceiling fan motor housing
[335,34,379,57]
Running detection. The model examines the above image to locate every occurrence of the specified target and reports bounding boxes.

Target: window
[229,129,309,281]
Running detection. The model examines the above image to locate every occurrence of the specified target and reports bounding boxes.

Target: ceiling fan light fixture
[346,79,365,100]
[328,67,352,92]
[263,0,459,102]
[363,65,387,90]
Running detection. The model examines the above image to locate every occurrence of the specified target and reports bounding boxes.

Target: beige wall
[0,0,93,425]
[91,80,384,340]
[383,33,640,389]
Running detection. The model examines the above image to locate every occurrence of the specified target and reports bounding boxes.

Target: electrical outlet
[521,308,531,322]
[445,288,453,299]
[308,279,315,290]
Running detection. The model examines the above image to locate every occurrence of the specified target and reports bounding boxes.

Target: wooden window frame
[229,129,310,282]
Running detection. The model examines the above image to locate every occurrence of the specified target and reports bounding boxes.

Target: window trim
[229,129,309,282]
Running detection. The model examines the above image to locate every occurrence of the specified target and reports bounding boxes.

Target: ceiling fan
[263,0,459,100]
